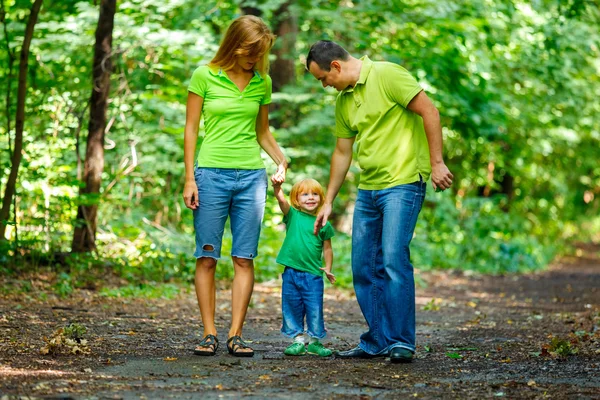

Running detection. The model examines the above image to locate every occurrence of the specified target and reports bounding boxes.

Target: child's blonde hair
[208,15,275,77]
[290,179,325,215]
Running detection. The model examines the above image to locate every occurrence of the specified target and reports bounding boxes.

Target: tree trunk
[267,1,297,131]
[71,0,116,252]
[241,5,261,16]
[1,0,17,197]
[0,0,43,240]
[270,1,297,94]
[240,2,297,94]
[500,172,514,211]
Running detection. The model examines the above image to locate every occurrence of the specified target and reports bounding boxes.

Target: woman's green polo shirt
[188,65,272,169]
[335,56,432,190]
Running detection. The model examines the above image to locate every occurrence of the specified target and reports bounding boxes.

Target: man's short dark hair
[306,40,350,71]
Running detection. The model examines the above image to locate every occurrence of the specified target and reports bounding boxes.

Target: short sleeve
[334,95,356,138]
[319,222,335,241]
[381,64,422,108]
[188,66,208,97]
[283,207,296,225]
[261,74,272,105]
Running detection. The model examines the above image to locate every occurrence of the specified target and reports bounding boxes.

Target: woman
[183,15,287,357]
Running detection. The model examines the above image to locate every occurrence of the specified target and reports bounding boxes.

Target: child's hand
[271,163,286,185]
[270,175,282,187]
[320,268,336,284]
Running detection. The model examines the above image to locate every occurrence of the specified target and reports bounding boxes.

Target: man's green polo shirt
[335,56,431,190]
[188,65,272,169]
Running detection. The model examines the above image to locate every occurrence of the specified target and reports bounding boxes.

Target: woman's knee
[196,257,217,271]
[232,257,254,270]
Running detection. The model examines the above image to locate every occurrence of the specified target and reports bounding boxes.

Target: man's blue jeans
[352,179,426,355]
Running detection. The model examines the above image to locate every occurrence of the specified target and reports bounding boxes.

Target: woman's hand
[183,180,199,210]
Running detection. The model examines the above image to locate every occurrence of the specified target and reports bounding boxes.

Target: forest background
[1,0,599,298]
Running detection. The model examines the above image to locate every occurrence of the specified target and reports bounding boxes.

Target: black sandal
[193,334,218,356]
[226,335,254,357]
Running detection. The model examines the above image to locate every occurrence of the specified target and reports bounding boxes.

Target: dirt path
[1,244,599,399]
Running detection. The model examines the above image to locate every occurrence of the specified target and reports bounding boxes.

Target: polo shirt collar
[342,55,373,94]
[208,66,264,82]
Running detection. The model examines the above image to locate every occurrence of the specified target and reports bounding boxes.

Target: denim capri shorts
[192,167,267,260]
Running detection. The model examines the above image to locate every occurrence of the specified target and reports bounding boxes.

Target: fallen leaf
[164,357,177,361]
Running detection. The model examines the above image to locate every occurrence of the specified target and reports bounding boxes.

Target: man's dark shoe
[390,347,413,363]
[335,347,383,359]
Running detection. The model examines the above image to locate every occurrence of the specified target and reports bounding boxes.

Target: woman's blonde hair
[290,179,325,215]
[209,15,275,77]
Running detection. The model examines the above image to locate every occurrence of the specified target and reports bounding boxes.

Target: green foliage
[1,0,599,292]
[63,323,87,341]
[100,283,180,299]
[412,190,561,273]
[53,272,73,298]
[40,322,89,356]
[548,337,578,357]
[422,298,441,311]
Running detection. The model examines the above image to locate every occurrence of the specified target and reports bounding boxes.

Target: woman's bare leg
[229,256,254,353]
[195,257,218,340]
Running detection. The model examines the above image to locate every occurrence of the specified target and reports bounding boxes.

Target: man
[307,40,453,363]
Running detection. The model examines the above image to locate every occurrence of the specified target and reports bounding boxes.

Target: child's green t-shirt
[276,207,335,277]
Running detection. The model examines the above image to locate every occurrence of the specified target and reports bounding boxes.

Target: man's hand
[314,203,332,235]
[183,181,199,210]
[320,268,336,284]
[431,163,453,191]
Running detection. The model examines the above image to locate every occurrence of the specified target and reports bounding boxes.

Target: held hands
[313,203,332,235]
[271,163,286,186]
[270,175,282,188]
[431,162,454,192]
[320,268,336,284]
[183,181,199,210]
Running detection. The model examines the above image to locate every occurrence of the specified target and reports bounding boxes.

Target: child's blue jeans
[281,267,326,339]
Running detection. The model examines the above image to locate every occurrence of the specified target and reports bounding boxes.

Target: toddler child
[272,178,336,357]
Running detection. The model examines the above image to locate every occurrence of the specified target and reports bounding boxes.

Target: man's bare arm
[407,91,453,190]
[314,137,355,234]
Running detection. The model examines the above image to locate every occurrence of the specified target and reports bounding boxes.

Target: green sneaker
[284,342,306,356]
[307,341,332,357]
